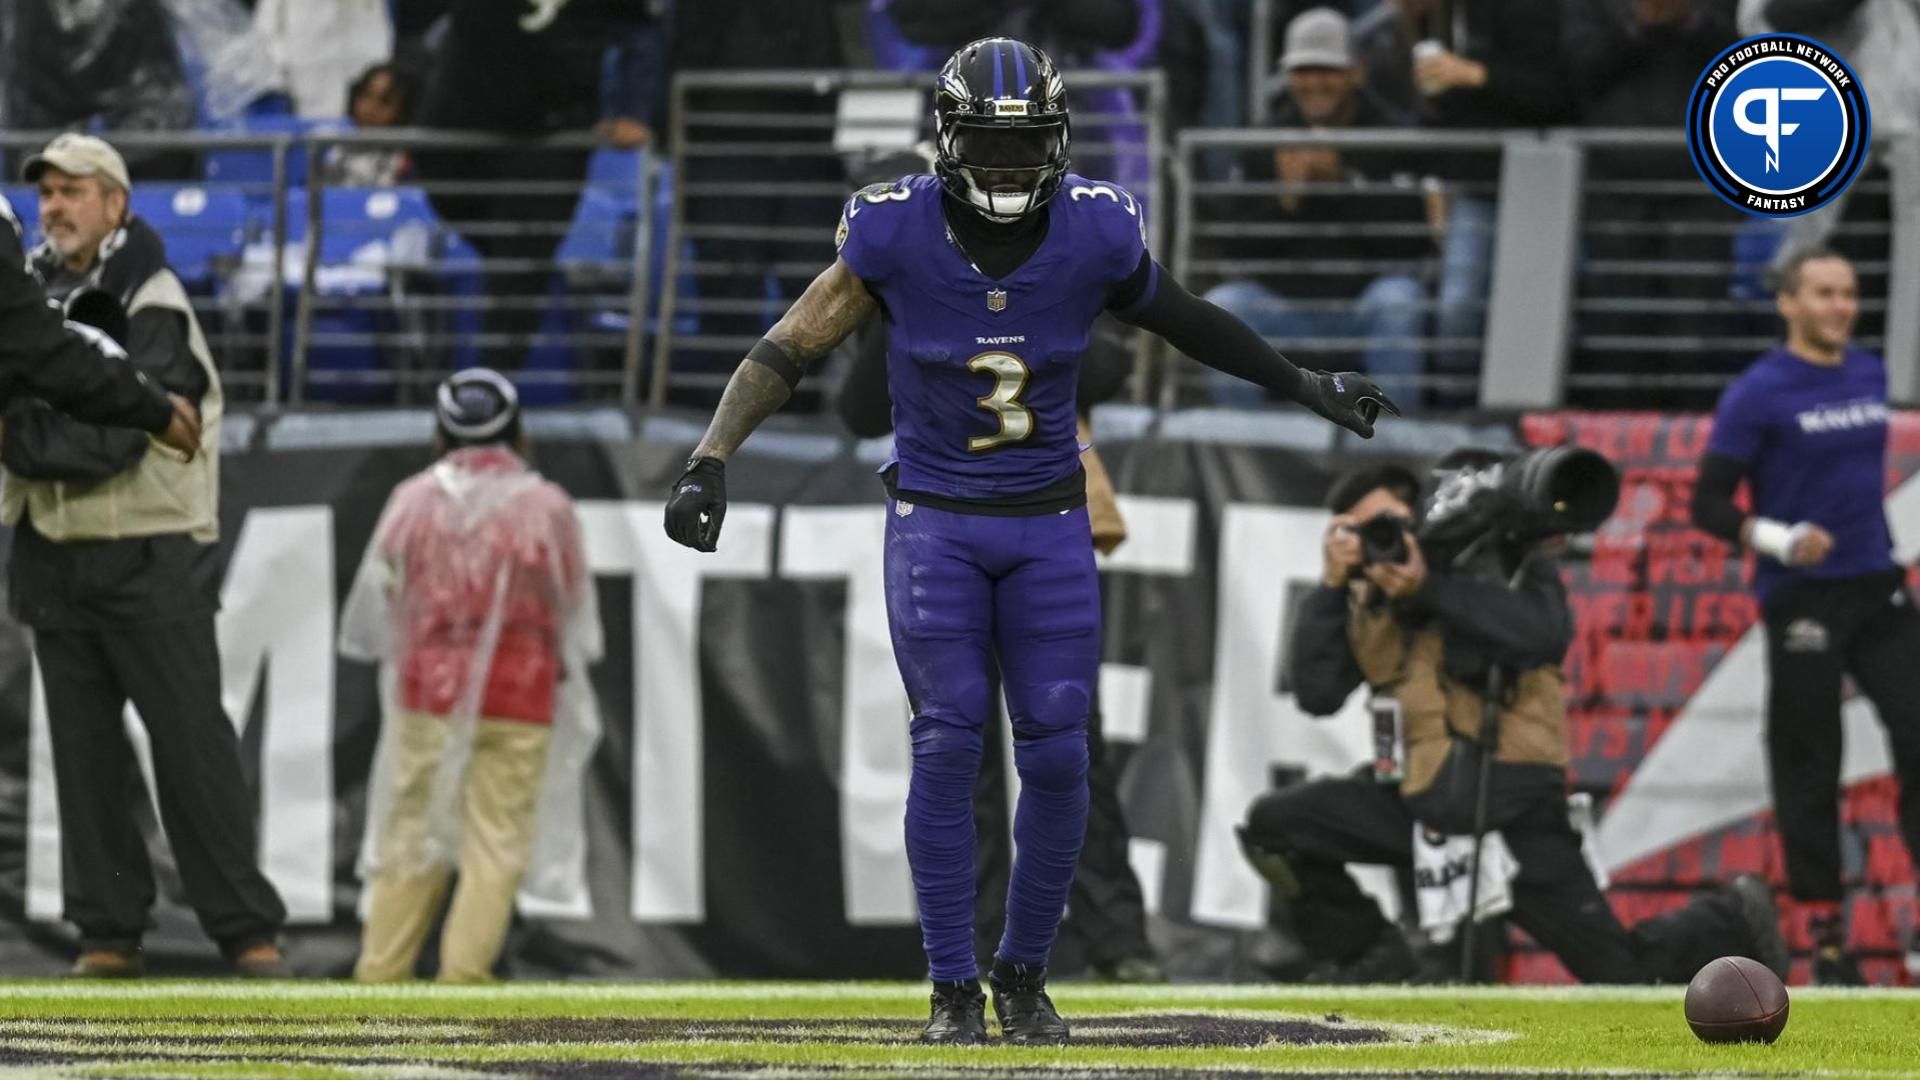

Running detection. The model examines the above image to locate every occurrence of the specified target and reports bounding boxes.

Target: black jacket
[1421,0,1575,131]
[419,0,654,133]
[1564,0,1737,180]
[1288,555,1574,718]
[0,203,174,434]
[1,215,215,631]
[6,217,207,485]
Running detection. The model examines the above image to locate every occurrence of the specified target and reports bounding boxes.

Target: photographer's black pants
[1762,570,1920,902]
[36,617,286,957]
[1241,767,1756,983]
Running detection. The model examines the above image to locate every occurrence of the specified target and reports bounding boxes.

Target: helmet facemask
[939,118,1069,220]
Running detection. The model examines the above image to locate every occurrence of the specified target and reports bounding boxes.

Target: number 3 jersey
[836,173,1158,505]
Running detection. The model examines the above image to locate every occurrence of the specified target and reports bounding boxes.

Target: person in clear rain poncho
[340,368,601,983]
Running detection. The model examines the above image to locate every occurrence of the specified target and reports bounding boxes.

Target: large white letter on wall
[577,501,774,923]
[1189,504,1372,929]
[780,505,916,925]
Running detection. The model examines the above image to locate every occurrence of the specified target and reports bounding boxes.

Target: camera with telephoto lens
[1416,445,1621,565]
[1354,513,1414,566]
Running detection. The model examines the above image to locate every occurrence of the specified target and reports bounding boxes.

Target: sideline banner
[0,410,1908,981]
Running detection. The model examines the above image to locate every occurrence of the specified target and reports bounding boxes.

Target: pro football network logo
[1686,34,1869,218]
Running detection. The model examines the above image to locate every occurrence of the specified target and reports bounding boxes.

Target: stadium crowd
[2,0,1911,408]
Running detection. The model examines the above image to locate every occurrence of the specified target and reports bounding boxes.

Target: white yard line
[0,981,1906,1004]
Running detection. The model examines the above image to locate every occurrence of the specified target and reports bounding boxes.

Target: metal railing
[3,127,653,408]
[1172,126,1920,411]
[1171,127,1507,410]
[651,68,1169,407]
[6,114,1915,413]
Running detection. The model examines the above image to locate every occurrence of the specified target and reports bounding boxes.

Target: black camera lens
[1356,514,1412,566]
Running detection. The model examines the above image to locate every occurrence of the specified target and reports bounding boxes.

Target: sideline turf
[0,981,1911,1078]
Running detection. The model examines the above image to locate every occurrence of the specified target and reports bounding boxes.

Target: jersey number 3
[967,352,1033,452]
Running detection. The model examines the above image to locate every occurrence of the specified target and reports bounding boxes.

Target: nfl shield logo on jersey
[986,288,1007,312]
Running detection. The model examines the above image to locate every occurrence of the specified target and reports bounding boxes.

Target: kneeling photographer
[1240,454,1786,984]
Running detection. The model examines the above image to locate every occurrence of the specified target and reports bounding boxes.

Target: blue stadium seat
[1,187,38,248]
[1730,217,1792,301]
[276,186,482,403]
[129,185,249,291]
[203,116,333,197]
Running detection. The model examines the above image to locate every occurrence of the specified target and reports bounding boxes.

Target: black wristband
[746,338,805,390]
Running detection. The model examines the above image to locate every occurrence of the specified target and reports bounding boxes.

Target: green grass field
[0,981,1914,1078]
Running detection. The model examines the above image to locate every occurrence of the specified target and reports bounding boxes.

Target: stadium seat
[1,188,38,248]
[274,186,482,403]
[203,116,335,199]
[1729,217,1792,301]
[129,185,249,292]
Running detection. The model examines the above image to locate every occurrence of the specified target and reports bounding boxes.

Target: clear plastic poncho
[339,449,602,915]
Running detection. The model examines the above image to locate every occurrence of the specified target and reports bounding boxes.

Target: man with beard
[3,134,287,978]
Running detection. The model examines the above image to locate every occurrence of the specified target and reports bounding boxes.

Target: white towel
[1412,827,1518,944]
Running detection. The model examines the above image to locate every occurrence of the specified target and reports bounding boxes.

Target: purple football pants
[883,497,1098,983]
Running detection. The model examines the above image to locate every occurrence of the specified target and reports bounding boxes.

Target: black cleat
[1808,909,1867,986]
[1301,929,1418,985]
[989,960,1069,1045]
[920,979,987,1044]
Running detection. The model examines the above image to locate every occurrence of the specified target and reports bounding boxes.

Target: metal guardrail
[1172,127,1919,411]
[6,115,1914,413]
[3,127,652,408]
[651,68,1169,407]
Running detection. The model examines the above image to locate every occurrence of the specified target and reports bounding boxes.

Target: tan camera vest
[1346,591,1569,798]
[1,268,220,543]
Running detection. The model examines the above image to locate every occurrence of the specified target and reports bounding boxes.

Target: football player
[665,38,1397,1043]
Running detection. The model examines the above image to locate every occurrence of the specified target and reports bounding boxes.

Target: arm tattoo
[766,259,877,362]
[691,259,876,461]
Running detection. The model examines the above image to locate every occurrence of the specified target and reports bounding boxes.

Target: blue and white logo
[1686,34,1869,217]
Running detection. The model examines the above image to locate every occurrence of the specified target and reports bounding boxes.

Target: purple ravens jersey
[836,172,1157,501]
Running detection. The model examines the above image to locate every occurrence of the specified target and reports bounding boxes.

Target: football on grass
[1685,956,1789,1044]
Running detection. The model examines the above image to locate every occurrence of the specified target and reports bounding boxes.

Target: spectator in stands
[1350,0,1434,115]
[342,369,601,984]
[1740,0,1920,275]
[410,0,655,370]
[1200,9,1434,408]
[671,0,846,399]
[5,0,196,179]
[4,134,287,979]
[249,0,394,120]
[1406,0,1572,407]
[1564,0,1739,410]
[323,63,420,187]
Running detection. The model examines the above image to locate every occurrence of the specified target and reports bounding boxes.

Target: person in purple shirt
[1691,248,1920,987]
[664,38,1395,1044]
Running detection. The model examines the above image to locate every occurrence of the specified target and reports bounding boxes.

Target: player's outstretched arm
[663,259,876,551]
[1112,260,1399,437]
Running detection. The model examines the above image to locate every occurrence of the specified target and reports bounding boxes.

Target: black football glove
[1298,370,1400,438]
[664,456,727,551]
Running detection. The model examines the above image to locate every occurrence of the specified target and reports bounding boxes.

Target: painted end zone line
[0,981,1909,1004]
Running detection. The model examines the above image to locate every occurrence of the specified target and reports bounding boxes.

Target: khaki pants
[355,711,551,983]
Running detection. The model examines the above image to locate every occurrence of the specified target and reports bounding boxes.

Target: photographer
[1239,462,1786,983]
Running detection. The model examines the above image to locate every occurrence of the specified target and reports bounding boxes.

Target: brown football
[1685,956,1790,1044]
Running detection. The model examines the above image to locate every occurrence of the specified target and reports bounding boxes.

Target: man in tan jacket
[3,135,286,978]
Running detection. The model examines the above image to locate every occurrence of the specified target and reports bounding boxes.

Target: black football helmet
[934,38,1070,220]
